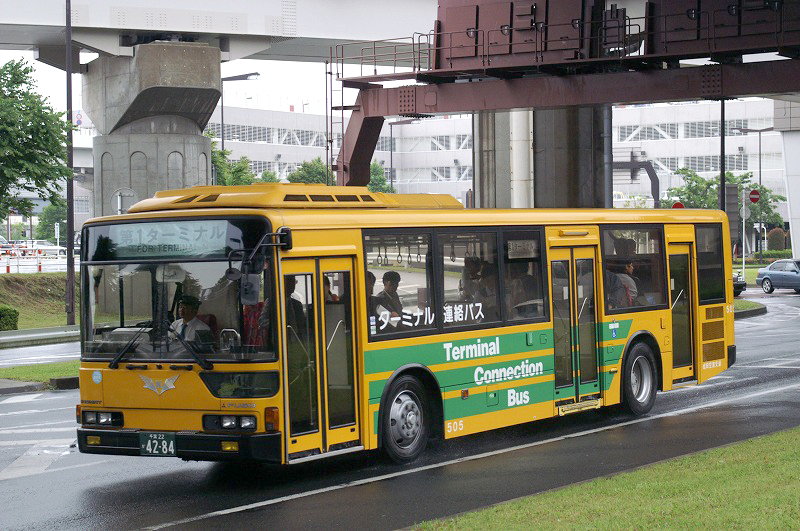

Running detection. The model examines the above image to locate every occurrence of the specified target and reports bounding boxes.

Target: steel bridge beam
[337,59,800,185]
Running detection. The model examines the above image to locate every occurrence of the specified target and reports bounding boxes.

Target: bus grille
[703,341,725,361]
[706,307,724,320]
[702,321,725,341]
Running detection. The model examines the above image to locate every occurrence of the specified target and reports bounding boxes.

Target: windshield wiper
[166,321,214,370]
[108,325,150,369]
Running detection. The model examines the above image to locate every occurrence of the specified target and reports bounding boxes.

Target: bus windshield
[81,218,277,363]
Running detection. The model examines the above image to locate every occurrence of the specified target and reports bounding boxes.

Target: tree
[207,132,267,186]
[35,201,67,242]
[287,157,329,184]
[261,169,279,183]
[0,59,72,219]
[368,161,395,193]
[664,168,785,233]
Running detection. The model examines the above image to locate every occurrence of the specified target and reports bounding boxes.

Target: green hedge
[0,305,19,331]
[759,250,793,260]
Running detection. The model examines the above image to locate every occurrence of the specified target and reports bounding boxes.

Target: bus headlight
[221,416,237,429]
[82,411,123,426]
[239,416,256,430]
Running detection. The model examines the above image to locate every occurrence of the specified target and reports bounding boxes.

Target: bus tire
[621,342,657,416]
[382,375,429,464]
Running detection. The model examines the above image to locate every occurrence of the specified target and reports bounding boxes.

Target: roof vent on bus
[335,195,361,202]
[174,195,200,203]
[284,194,309,202]
[197,194,220,203]
[310,195,335,202]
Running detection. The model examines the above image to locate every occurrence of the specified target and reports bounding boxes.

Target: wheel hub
[389,391,422,447]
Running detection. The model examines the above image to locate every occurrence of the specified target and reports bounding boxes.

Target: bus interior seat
[196,314,219,342]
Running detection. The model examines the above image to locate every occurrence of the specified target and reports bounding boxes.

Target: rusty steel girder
[336,59,800,185]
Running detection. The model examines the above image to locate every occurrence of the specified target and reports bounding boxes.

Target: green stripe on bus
[364,330,554,375]
[597,319,632,342]
[443,381,553,420]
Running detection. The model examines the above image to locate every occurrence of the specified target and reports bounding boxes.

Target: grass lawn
[0,273,79,329]
[417,426,800,529]
[0,360,79,383]
[734,299,763,311]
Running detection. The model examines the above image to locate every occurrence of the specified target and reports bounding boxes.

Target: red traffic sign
[749,189,760,203]
[672,201,684,209]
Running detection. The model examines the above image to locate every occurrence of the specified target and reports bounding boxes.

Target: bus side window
[363,232,435,338]
[438,232,500,326]
[601,227,667,311]
[502,231,545,321]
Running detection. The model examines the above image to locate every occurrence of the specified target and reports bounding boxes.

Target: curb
[0,379,46,395]
[50,377,79,390]
[734,306,768,320]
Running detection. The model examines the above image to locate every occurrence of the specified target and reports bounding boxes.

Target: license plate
[139,432,176,456]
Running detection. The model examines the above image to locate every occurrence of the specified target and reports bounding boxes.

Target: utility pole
[65,0,75,325]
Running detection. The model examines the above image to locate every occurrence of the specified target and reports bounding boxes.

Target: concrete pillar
[473,111,511,208]
[533,107,605,208]
[510,110,534,208]
[473,106,606,210]
[774,100,800,257]
[82,42,220,217]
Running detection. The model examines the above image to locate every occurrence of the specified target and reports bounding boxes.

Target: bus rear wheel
[622,342,657,416]
[382,375,429,464]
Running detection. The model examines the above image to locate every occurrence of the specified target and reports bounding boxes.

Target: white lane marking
[0,438,74,480]
[0,440,72,447]
[0,407,74,417]
[0,420,74,431]
[144,381,800,530]
[672,377,758,391]
[736,365,800,370]
[1,394,44,404]
[0,427,77,434]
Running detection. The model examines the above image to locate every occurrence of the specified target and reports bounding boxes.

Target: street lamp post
[735,126,774,262]
[220,73,260,153]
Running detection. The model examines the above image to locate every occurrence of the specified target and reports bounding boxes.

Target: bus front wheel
[622,342,657,416]
[382,375,429,463]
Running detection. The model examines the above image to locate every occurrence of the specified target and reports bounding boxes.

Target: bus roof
[127,183,464,213]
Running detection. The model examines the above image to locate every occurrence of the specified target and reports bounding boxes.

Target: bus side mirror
[277,226,292,250]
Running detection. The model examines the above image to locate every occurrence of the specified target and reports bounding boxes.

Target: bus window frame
[695,222,726,305]
[363,225,551,343]
[80,215,276,363]
[500,227,550,326]
[434,226,505,332]
[599,223,670,316]
[363,228,440,342]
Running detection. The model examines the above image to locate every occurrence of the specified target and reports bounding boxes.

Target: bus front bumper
[77,428,282,463]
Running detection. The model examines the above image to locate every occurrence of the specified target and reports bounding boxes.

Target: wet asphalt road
[1,291,800,530]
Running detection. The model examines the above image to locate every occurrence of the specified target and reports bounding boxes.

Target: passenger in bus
[170,295,211,341]
[323,276,340,303]
[476,263,499,320]
[375,271,404,316]
[366,271,378,317]
[459,256,482,301]
[284,275,307,339]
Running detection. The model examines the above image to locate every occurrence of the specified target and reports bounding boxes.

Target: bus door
[281,258,360,462]
[668,243,695,381]
[549,247,602,410]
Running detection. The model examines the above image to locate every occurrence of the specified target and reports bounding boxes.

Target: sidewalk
[0,378,47,396]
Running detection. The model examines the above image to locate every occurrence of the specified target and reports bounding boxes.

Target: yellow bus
[77,183,735,464]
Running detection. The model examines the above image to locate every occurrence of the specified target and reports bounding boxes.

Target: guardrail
[0,325,80,349]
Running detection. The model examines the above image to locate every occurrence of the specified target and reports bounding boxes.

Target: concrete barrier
[0,325,80,349]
